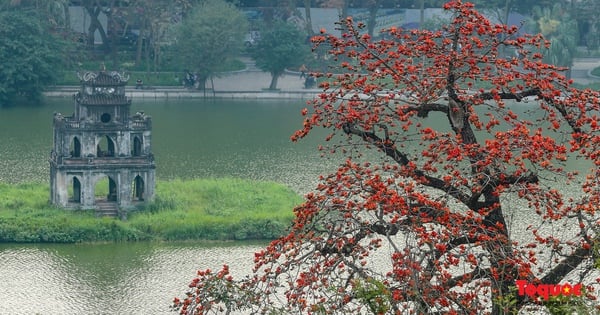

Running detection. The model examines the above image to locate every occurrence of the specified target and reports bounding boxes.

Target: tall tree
[303,0,314,36]
[366,0,382,36]
[80,0,109,52]
[572,0,600,52]
[251,21,311,90]
[175,1,600,314]
[321,0,349,34]
[0,8,64,106]
[529,3,578,71]
[79,0,143,68]
[173,0,247,91]
[123,0,185,70]
[0,0,71,29]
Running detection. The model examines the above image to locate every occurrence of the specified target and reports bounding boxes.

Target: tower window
[101,113,111,123]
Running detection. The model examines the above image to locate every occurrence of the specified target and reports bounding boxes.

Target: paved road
[211,69,310,92]
[571,57,600,85]
[212,57,600,92]
[46,57,600,98]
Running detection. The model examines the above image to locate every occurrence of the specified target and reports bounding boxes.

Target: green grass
[128,178,301,241]
[0,178,302,243]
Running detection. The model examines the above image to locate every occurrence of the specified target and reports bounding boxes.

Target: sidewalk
[45,58,600,99]
[210,69,311,92]
[211,57,600,91]
[45,58,320,99]
[571,57,600,85]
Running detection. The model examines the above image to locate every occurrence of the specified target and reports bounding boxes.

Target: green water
[0,97,334,194]
[0,241,265,314]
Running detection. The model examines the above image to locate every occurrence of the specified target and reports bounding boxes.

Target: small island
[0,178,300,243]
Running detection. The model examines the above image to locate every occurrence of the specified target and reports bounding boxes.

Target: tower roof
[74,93,131,106]
[77,71,130,86]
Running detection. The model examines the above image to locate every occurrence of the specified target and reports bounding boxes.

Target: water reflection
[0,242,263,314]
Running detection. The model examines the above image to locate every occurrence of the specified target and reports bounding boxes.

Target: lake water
[0,98,336,193]
[0,241,264,314]
[0,97,334,315]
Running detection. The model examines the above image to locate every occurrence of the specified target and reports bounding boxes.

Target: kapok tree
[174,1,600,314]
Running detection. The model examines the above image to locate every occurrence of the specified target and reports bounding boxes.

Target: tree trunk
[144,26,151,76]
[367,0,381,37]
[135,17,146,67]
[106,7,118,68]
[338,0,349,35]
[304,0,313,36]
[153,44,160,73]
[197,75,208,91]
[85,6,98,50]
[269,73,279,90]
[419,0,425,28]
[62,2,70,30]
[503,0,511,24]
[85,6,109,53]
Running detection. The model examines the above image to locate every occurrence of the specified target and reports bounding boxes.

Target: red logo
[516,280,582,300]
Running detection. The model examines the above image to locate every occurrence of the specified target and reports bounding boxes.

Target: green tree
[0,9,64,106]
[573,0,600,53]
[529,3,579,70]
[302,0,314,36]
[117,0,192,70]
[0,0,71,29]
[173,0,247,91]
[251,21,310,90]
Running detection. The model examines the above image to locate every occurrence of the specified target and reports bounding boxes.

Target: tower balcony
[51,154,155,169]
[53,115,151,130]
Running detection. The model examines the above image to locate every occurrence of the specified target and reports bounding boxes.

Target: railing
[63,119,80,128]
[60,155,154,166]
[130,119,151,129]
[55,117,151,130]
[54,116,80,129]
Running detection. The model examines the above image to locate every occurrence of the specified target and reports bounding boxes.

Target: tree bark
[269,72,280,90]
[367,0,381,37]
[62,2,70,30]
[304,0,313,36]
[85,5,108,52]
[135,17,146,67]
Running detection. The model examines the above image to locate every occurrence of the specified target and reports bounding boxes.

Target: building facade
[50,70,155,218]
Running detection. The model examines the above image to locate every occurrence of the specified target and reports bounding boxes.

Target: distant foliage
[528,3,578,68]
[0,9,64,106]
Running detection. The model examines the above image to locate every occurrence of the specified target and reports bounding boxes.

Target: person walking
[299,64,308,79]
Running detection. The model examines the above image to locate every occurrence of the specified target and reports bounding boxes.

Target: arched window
[97,135,115,157]
[69,177,81,203]
[70,137,81,157]
[132,175,144,201]
[133,136,143,156]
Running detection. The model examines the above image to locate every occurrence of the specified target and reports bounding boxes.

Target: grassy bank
[0,178,301,243]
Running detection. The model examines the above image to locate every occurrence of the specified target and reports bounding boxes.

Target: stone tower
[50,70,155,218]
